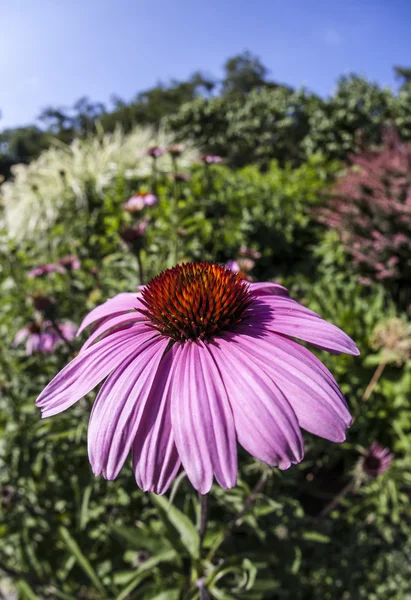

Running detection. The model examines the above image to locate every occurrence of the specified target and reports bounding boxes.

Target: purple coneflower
[168,144,185,157]
[123,193,158,212]
[200,155,223,164]
[361,442,393,477]
[146,146,166,159]
[59,255,81,271]
[36,263,359,494]
[28,263,65,279]
[168,173,190,182]
[14,320,75,355]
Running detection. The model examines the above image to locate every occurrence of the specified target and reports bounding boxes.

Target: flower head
[360,442,393,477]
[28,263,65,278]
[123,192,158,213]
[168,172,190,182]
[146,146,166,159]
[14,320,75,355]
[168,144,185,157]
[370,318,411,366]
[59,255,81,271]
[36,262,359,494]
[200,155,223,164]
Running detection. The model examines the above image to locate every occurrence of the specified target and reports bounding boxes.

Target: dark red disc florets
[139,262,253,341]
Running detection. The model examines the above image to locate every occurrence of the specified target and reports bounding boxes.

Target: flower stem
[198,494,208,554]
[136,250,144,286]
[316,479,355,520]
[362,357,388,402]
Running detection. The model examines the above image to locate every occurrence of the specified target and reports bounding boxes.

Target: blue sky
[1,0,410,130]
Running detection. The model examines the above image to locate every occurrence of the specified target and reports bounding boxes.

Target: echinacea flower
[200,155,223,164]
[168,144,185,157]
[59,255,81,271]
[123,193,158,212]
[361,442,393,477]
[28,263,65,278]
[146,146,166,158]
[36,263,359,494]
[119,219,149,250]
[14,320,75,355]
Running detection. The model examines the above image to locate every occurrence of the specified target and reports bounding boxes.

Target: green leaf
[150,494,200,558]
[114,550,177,600]
[110,523,171,554]
[302,531,330,543]
[149,590,180,600]
[16,581,39,600]
[59,526,107,597]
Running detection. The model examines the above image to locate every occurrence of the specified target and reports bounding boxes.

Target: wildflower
[123,192,158,212]
[32,295,57,319]
[200,155,223,164]
[360,442,393,477]
[168,144,185,157]
[225,259,254,281]
[168,173,190,182]
[14,321,76,355]
[28,263,65,278]
[120,219,149,248]
[239,246,261,260]
[36,263,359,494]
[225,260,240,273]
[146,146,166,158]
[58,255,81,271]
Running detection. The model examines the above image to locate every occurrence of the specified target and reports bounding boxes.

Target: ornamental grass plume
[36,263,359,494]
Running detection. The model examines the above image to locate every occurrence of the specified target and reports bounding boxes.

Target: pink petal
[79,312,148,353]
[132,346,181,494]
[255,297,360,356]
[249,282,289,297]
[77,293,142,335]
[209,337,304,469]
[231,328,351,442]
[13,328,29,347]
[170,342,238,494]
[36,326,156,417]
[88,336,169,480]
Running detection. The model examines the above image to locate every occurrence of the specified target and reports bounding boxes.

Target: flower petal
[231,328,351,442]
[36,325,156,417]
[80,312,148,353]
[132,346,181,494]
[170,342,238,493]
[77,293,142,335]
[210,336,304,469]
[249,282,289,297]
[255,297,360,356]
[88,336,169,480]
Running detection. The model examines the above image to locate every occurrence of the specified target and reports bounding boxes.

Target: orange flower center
[139,262,252,341]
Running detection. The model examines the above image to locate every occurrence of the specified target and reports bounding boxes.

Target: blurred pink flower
[123,193,158,212]
[28,263,65,278]
[225,260,240,272]
[201,155,223,164]
[59,255,81,271]
[13,321,76,355]
[36,262,359,495]
[146,146,166,158]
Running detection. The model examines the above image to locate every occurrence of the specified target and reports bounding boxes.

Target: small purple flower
[28,263,65,279]
[146,146,166,158]
[361,442,393,477]
[168,144,185,157]
[120,219,149,244]
[123,193,158,213]
[36,263,359,495]
[201,155,223,164]
[59,255,81,271]
[225,260,241,273]
[239,247,262,260]
[168,173,190,182]
[14,321,76,355]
